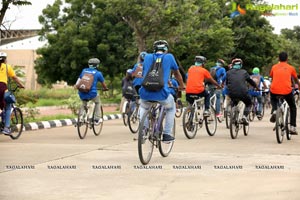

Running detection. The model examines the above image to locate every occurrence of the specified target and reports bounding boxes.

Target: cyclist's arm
[173,69,185,91]
[207,77,222,89]
[101,82,109,91]
[12,76,25,88]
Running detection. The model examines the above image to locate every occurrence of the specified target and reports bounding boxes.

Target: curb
[23,113,123,132]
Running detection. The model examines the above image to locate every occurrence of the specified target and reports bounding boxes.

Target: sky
[1,0,300,34]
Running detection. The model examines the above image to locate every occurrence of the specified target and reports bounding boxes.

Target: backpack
[250,75,261,89]
[142,55,165,91]
[77,72,95,93]
[122,78,136,99]
[210,66,220,81]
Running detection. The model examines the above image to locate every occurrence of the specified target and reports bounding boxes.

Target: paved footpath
[0,111,299,200]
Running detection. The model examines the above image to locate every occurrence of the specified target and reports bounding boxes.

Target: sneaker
[241,116,249,125]
[257,114,262,120]
[162,134,175,143]
[203,110,211,117]
[216,113,223,118]
[94,118,103,125]
[290,126,298,135]
[2,127,11,135]
[270,111,276,123]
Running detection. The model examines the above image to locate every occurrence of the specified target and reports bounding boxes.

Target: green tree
[0,0,31,26]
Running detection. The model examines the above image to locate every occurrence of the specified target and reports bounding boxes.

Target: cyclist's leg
[92,95,101,120]
[257,95,263,115]
[270,92,279,114]
[159,94,175,137]
[139,99,151,128]
[284,92,297,128]
[215,89,221,115]
[240,94,252,117]
[4,103,12,128]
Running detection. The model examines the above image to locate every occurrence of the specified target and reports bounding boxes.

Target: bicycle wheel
[286,108,291,140]
[175,99,183,118]
[138,109,154,165]
[275,108,284,144]
[92,105,103,136]
[77,106,88,139]
[128,104,140,133]
[159,116,175,157]
[230,107,239,139]
[248,105,255,122]
[122,101,129,126]
[205,106,217,136]
[243,123,249,136]
[182,106,197,139]
[225,105,231,129]
[9,107,23,140]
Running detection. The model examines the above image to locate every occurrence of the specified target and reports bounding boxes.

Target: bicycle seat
[188,95,204,100]
[275,95,285,100]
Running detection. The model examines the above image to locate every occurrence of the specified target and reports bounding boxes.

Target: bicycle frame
[192,98,205,126]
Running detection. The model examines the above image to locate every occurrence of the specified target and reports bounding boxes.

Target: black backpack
[142,55,165,91]
[210,66,220,81]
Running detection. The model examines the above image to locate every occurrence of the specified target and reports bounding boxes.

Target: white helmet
[0,52,7,60]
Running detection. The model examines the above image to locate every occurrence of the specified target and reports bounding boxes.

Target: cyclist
[168,75,179,102]
[0,52,25,135]
[186,56,221,117]
[208,59,226,118]
[120,69,137,111]
[131,52,147,94]
[74,58,108,123]
[139,40,184,142]
[269,52,299,135]
[248,67,267,119]
[226,58,259,125]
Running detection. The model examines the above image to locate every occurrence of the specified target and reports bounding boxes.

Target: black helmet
[195,55,207,64]
[153,40,169,52]
[88,58,100,68]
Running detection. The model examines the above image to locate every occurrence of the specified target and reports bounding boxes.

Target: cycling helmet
[216,59,225,66]
[126,69,133,74]
[88,58,100,68]
[195,55,207,63]
[153,40,169,52]
[231,58,243,69]
[139,51,147,61]
[0,52,7,61]
[252,67,260,74]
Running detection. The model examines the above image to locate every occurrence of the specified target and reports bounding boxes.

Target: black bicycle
[138,102,175,165]
[0,86,24,140]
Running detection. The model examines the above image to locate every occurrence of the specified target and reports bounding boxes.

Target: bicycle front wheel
[92,105,104,136]
[182,106,197,139]
[10,107,23,140]
[122,101,129,126]
[275,108,284,144]
[230,108,239,139]
[128,104,140,133]
[159,117,175,157]
[77,106,88,139]
[205,106,217,136]
[138,110,154,165]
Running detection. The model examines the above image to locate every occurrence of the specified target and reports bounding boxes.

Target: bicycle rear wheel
[248,106,255,122]
[128,104,140,133]
[205,106,217,136]
[225,105,231,129]
[275,108,284,144]
[285,108,291,140]
[77,106,88,139]
[10,107,23,140]
[138,110,154,165]
[230,108,239,139]
[182,106,197,139]
[159,117,175,157]
[92,105,103,136]
[175,99,183,118]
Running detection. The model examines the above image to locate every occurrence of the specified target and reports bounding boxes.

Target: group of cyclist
[119,40,299,139]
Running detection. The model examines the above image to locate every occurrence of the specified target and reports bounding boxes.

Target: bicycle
[122,95,139,130]
[175,98,183,118]
[0,86,24,140]
[223,95,231,129]
[210,92,223,123]
[127,95,140,133]
[138,102,175,165]
[75,98,104,139]
[249,96,264,121]
[229,99,249,139]
[182,95,217,139]
[273,96,291,144]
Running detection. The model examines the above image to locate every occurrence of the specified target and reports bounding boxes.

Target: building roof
[0,35,47,50]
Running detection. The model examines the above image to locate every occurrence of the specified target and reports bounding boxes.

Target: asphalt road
[0,111,299,200]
